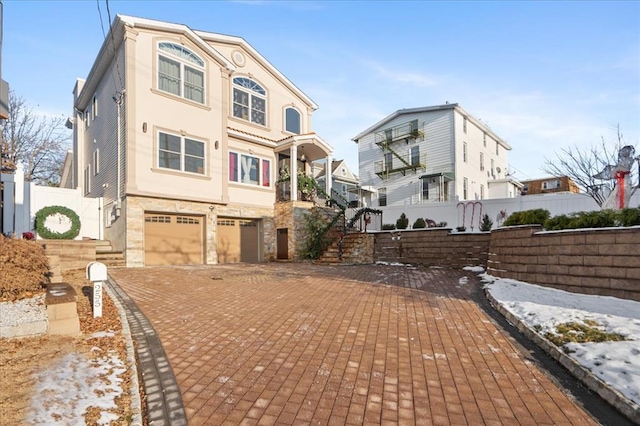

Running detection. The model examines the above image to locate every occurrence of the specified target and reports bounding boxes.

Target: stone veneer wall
[342,233,375,264]
[488,225,640,302]
[126,196,275,267]
[274,201,315,260]
[374,228,490,268]
[41,240,96,273]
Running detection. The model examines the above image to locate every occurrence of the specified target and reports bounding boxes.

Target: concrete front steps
[95,240,126,268]
[316,233,374,265]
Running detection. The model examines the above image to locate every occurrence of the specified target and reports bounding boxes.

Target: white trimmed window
[92,95,98,120]
[158,131,205,175]
[379,187,387,207]
[158,42,205,104]
[228,151,271,187]
[285,107,300,134]
[84,165,91,195]
[463,177,468,200]
[463,142,468,163]
[233,77,266,126]
[93,149,99,175]
[480,152,484,171]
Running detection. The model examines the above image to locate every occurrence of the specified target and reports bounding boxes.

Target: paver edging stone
[484,288,640,424]
[104,282,143,426]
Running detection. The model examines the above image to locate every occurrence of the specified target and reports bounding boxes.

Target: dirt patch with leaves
[0,269,144,425]
[540,319,628,351]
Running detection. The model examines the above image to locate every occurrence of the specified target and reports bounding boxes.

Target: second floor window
[285,107,300,134]
[411,146,420,166]
[158,42,205,104]
[463,142,468,163]
[480,152,484,171]
[463,178,468,200]
[229,152,270,187]
[233,77,266,126]
[384,152,393,171]
[158,131,205,175]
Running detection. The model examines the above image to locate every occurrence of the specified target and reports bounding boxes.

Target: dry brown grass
[0,269,141,425]
[0,236,50,301]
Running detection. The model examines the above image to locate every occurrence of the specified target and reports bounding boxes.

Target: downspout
[114,90,125,214]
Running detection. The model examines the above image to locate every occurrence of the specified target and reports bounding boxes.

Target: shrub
[0,236,50,301]
[382,223,396,230]
[413,218,427,229]
[300,207,332,260]
[479,214,493,231]
[437,221,448,227]
[618,207,640,227]
[396,213,409,230]
[456,226,466,232]
[544,214,572,231]
[503,209,550,226]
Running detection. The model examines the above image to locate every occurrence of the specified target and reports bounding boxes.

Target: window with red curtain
[262,160,270,187]
[229,152,238,182]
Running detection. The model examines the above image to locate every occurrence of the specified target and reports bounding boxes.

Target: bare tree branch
[542,125,636,207]
[0,91,71,185]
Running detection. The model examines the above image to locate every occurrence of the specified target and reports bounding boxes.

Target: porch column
[325,155,332,196]
[291,145,298,201]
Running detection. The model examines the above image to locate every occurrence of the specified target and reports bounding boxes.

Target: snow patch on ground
[463,266,485,273]
[484,277,640,406]
[28,351,126,425]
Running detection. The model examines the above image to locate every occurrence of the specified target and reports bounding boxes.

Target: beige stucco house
[67,15,333,266]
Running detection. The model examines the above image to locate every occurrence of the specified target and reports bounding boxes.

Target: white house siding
[453,110,510,202]
[358,110,456,207]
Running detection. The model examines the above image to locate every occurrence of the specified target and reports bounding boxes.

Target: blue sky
[3,0,639,180]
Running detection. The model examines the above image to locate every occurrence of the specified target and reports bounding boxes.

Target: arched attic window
[158,42,205,103]
[285,107,301,134]
[233,77,266,126]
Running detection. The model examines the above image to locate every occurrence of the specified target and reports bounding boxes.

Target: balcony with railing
[374,120,423,145]
[375,152,427,177]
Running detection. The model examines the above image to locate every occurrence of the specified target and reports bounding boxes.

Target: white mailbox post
[86,262,108,318]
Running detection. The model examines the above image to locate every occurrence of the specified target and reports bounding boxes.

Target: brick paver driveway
[110,263,596,425]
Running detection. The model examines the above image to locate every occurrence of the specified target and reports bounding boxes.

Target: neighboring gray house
[352,103,521,207]
[312,159,360,207]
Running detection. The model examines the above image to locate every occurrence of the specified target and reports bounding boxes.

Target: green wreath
[34,205,81,240]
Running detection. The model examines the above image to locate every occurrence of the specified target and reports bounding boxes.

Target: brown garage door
[217,218,260,263]
[144,213,204,266]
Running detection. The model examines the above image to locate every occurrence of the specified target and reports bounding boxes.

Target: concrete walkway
[110,263,601,425]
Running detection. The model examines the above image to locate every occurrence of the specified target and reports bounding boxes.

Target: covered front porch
[275,133,333,202]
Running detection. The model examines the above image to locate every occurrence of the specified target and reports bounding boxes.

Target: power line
[104,0,124,92]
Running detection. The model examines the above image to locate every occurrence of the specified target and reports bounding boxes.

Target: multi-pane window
[379,187,387,207]
[285,107,300,134]
[463,178,468,200]
[463,142,468,163]
[483,133,487,147]
[158,131,205,174]
[463,117,467,133]
[158,42,205,104]
[496,141,499,156]
[480,152,484,171]
[480,184,485,200]
[422,180,429,200]
[233,77,266,125]
[229,152,271,187]
[411,146,420,166]
[384,152,393,171]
